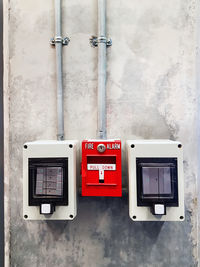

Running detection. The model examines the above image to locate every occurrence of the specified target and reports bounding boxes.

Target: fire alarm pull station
[127,140,184,221]
[82,140,122,197]
[23,140,78,220]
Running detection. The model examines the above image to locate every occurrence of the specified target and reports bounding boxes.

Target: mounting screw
[133,215,137,219]
[24,215,28,219]
[69,214,73,219]
[180,216,184,220]
[24,145,28,149]
[131,144,135,148]
[69,144,73,148]
[178,144,182,148]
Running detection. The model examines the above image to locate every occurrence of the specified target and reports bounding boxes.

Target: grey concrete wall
[4,0,199,266]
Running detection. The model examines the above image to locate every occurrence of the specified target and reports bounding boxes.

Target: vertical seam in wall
[196,0,200,264]
[0,0,4,264]
[3,0,10,266]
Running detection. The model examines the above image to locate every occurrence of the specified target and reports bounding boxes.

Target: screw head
[131,144,135,148]
[178,144,182,148]
[69,214,73,219]
[180,216,184,220]
[69,144,73,148]
[133,215,137,219]
[24,215,28,219]
[24,145,28,149]
[97,144,106,153]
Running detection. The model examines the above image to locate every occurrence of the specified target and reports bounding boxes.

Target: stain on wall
[5,0,198,266]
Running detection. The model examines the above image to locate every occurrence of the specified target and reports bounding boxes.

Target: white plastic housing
[23,140,78,220]
[126,140,184,221]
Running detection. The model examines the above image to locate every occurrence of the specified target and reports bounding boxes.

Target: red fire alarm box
[81,139,122,197]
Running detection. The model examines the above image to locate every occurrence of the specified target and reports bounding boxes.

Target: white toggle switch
[41,204,51,214]
[154,204,165,215]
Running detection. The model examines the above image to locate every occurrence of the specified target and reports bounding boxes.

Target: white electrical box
[23,140,79,220]
[126,140,184,221]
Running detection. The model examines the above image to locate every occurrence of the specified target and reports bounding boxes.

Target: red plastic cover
[81,140,122,197]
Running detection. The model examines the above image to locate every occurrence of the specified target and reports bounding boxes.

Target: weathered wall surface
[4,0,199,266]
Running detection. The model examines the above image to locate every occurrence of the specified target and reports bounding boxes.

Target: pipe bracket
[50,36,70,46]
[90,36,112,47]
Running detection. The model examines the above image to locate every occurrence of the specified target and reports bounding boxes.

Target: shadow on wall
[43,196,193,266]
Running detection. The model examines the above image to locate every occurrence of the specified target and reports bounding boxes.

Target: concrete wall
[4,0,199,266]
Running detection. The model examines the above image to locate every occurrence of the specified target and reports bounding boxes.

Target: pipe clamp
[50,36,70,46]
[90,36,112,47]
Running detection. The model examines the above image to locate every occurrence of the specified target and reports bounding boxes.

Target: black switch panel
[28,158,68,206]
[35,167,63,196]
[136,158,178,207]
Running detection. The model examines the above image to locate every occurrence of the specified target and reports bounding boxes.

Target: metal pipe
[97,0,107,139]
[55,0,64,140]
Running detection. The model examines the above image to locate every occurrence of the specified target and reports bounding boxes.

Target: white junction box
[126,140,184,221]
[23,140,79,220]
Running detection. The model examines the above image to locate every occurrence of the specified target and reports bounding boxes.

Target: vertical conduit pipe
[98,0,107,139]
[55,0,64,140]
